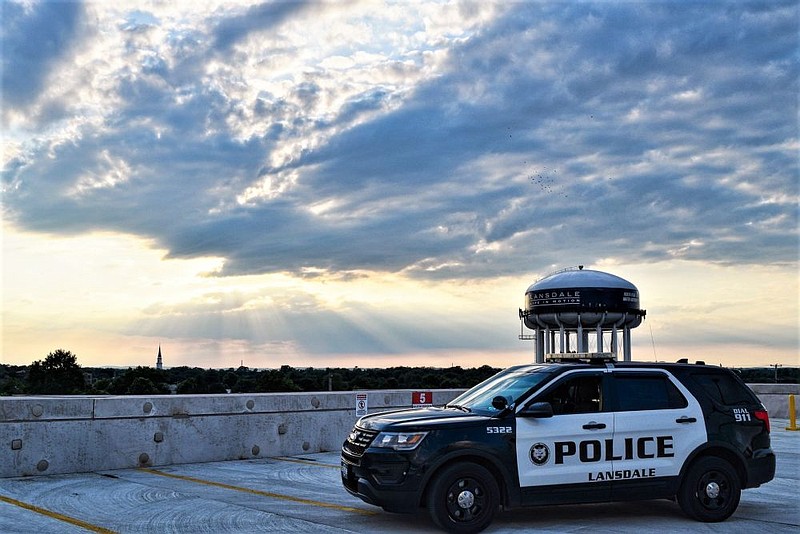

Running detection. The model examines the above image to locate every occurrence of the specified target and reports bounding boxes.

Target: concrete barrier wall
[747,383,800,419]
[0,390,463,478]
[1,384,796,478]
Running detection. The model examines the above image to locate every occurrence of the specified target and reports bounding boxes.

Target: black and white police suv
[341,354,775,533]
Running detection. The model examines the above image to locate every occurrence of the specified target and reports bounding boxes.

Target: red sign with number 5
[412,391,432,407]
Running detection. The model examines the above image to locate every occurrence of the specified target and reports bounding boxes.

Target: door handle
[582,422,606,430]
[676,416,697,424]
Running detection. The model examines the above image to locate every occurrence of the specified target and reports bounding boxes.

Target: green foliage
[176,377,200,394]
[736,366,800,384]
[127,376,164,395]
[27,349,87,394]
[90,378,113,395]
[222,372,238,389]
[0,364,28,396]
[257,368,301,392]
[231,378,257,393]
[175,375,227,394]
[8,350,798,396]
[110,367,170,395]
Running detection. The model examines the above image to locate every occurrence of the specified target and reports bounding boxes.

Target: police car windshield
[447,365,555,415]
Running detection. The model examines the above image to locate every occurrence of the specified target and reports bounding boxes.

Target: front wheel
[677,456,741,522]
[426,462,499,533]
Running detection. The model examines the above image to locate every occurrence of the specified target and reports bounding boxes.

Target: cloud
[211,0,312,53]
[2,0,797,284]
[132,280,515,356]
[1,1,85,108]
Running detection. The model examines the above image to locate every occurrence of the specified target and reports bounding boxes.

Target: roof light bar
[545,352,616,363]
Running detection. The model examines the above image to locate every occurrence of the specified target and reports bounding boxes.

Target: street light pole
[772,363,782,383]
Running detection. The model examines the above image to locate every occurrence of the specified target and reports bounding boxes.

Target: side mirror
[491,396,509,411]
[520,401,554,418]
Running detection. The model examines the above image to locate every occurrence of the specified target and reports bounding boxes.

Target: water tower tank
[520,266,646,362]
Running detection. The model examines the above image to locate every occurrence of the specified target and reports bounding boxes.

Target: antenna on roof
[649,322,657,361]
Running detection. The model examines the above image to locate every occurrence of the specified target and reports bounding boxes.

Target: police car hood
[359,406,491,431]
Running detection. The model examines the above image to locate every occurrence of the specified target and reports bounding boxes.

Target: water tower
[519,266,646,362]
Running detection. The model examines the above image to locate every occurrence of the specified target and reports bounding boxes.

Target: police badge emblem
[530,442,550,466]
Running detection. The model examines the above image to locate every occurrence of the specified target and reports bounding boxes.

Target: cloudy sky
[2,0,797,370]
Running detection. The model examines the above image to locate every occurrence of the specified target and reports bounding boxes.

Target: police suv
[341,354,775,533]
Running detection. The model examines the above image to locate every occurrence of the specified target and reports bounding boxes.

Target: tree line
[1,349,797,396]
[0,349,501,396]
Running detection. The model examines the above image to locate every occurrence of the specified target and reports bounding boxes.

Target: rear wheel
[427,462,499,533]
[677,456,741,522]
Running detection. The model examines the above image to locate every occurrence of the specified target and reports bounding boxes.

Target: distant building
[156,345,163,370]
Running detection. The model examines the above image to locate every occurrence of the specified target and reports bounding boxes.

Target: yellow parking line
[271,456,340,469]
[139,468,376,516]
[0,494,117,533]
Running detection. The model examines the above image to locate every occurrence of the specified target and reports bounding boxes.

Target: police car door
[608,370,706,500]
[515,370,613,504]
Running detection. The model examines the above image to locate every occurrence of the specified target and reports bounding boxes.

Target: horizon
[4,352,797,373]
[2,2,797,370]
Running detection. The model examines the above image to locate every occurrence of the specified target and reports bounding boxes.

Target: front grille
[342,426,378,458]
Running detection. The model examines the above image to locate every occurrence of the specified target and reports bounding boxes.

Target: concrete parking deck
[1,420,797,533]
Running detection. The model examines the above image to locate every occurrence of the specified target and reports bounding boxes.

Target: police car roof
[522,360,721,371]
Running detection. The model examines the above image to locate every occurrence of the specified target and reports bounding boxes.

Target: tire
[677,456,741,522]
[426,462,500,533]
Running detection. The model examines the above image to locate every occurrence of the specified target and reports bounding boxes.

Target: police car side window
[688,372,757,406]
[613,374,688,411]
[539,374,603,415]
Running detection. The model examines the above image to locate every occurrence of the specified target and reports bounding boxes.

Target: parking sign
[355,393,368,416]
[412,391,433,407]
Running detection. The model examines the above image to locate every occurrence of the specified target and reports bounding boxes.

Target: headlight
[373,431,428,450]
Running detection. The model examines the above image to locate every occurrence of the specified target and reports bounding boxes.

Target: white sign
[355,393,368,416]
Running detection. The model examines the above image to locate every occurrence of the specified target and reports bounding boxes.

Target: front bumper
[341,450,424,513]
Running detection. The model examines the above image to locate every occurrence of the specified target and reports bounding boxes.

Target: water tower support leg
[544,326,550,355]
[536,329,545,363]
[611,326,618,357]
[623,327,631,361]
[596,325,603,353]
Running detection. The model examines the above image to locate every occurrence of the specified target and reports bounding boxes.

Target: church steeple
[156,345,163,370]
